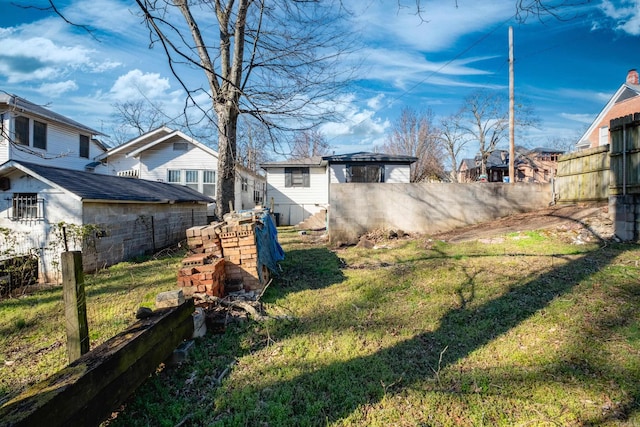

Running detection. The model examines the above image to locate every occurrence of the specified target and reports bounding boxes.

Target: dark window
[33,121,47,150]
[14,116,29,146]
[285,167,310,187]
[11,193,40,220]
[347,164,384,183]
[79,135,90,158]
[173,142,188,151]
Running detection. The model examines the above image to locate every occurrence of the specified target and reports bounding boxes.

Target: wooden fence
[555,145,610,203]
[609,114,640,196]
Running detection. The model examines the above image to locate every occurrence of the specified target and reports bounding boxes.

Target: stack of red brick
[177,224,226,297]
[219,221,267,292]
[177,216,269,297]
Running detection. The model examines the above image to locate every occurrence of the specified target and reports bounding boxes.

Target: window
[11,193,40,220]
[33,121,47,150]
[203,170,216,197]
[599,126,609,146]
[173,142,188,151]
[285,167,310,187]
[79,135,90,158]
[241,177,248,192]
[167,170,181,183]
[185,170,199,191]
[14,116,29,146]
[253,189,263,204]
[347,164,384,183]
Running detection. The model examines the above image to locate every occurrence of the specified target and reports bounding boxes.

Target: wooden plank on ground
[0,299,194,427]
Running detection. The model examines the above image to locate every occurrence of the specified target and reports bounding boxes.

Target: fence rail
[555,145,610,203]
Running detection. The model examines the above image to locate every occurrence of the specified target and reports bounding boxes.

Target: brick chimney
[626,69,639,85]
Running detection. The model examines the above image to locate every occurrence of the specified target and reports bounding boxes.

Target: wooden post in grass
[62,251,89,362]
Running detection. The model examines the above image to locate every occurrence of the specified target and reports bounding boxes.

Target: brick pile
[177,224,226,297]
[177,213,271,298]
[218,221,267,293]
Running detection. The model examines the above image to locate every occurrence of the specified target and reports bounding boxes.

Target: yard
[107,214,639,426]
[2,208,640,426]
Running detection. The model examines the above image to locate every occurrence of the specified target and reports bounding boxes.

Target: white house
[95,126,266,217]
[0,94,107,170]
[261,152,417,226]
[0,160,213,284]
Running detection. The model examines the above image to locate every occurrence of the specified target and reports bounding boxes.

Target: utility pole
[509,26,515,184]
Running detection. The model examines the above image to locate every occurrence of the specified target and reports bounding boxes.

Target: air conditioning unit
[0,177,10,191]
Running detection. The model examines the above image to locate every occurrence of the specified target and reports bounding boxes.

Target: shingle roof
[0,93,102,136]
[322,151,418,163]
[1,161,214,203]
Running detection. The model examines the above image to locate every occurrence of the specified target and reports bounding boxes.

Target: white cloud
[0,36,94,83]
[39,80,79,97]
[560,112,595,124]
[601,0,640,35]
[109,69,172,101]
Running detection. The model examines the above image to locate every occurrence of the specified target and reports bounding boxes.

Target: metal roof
[0,161,214,204]
[322,151,418,164]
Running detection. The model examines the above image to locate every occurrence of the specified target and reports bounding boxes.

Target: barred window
[11,193,41,220]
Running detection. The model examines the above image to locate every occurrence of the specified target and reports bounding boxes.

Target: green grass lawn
[100,227,640,427]
[0,252,184,406]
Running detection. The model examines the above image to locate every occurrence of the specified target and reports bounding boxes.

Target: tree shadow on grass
[214,243,640,425]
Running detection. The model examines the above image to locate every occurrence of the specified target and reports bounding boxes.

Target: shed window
[15,116,29,146]
[10,193,41,220]
[79,135,90,158]
[347,164,384,183]
[285,167,310,187]
[33,121,47,150]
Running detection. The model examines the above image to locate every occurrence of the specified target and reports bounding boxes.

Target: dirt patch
[430,203,614,243]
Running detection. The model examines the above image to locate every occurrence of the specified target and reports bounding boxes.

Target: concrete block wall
[81,202,208,272]
[329,182,552,244]
[610,195,640,241]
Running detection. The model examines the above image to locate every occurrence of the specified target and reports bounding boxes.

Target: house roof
[576,80,640,149]
[322,151,418,164]
[0,93,103,136]
[0,160,214,204]
[260,156,327,168]
[96,126,218,161]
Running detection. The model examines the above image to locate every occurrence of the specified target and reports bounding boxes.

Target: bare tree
[376,107,444,182]
[438,112,470,182]
[458,90,538,177]
[289,129,331,160]
[107,100,167,146]
[132,0,352,218]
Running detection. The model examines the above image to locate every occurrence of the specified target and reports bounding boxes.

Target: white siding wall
[0,169,83,283]
[265,166,328,225]
[328,164,347,183]
[2,112,104,170]
[386,164,412,183]
[140,142,217,181]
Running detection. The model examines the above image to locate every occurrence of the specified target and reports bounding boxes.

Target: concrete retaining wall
[329,182,552,243]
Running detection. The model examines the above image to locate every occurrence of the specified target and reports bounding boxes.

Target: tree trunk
[216,105,238,219]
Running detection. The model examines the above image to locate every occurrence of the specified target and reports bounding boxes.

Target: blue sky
[1,0,639,159]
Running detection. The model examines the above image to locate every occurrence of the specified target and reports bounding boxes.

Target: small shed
[0,160,213,283]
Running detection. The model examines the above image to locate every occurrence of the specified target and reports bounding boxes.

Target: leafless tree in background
[376,107,444,182]
[439,112,470,182]
[289,129,331,160]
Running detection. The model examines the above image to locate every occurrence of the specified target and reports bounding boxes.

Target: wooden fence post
[62,251,89,362]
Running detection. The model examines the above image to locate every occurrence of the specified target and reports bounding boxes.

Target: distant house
[0,160,213,283]
[95,126,265,217]
[458,148,563,183]
[576,69,640,150]
[0,93,107,170]
[261,152,417,226]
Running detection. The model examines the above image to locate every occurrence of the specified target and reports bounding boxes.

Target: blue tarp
[254,211,285,282]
